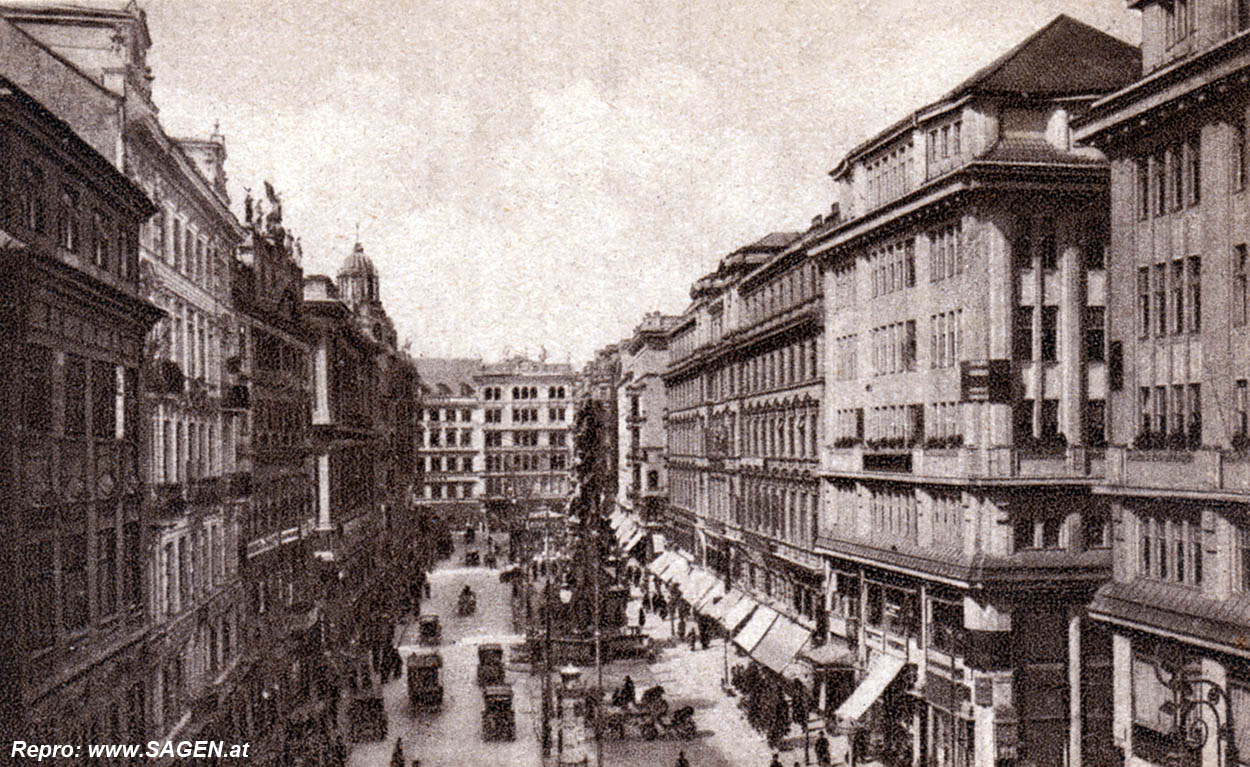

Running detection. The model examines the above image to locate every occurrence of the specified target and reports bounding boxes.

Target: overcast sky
[144,0,1140,365]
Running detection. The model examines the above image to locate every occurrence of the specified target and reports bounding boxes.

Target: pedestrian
[622,675,636,706]
[638,605,646,629]
[688,627,697,651]
[815,732,831,766]
[390,738,405,767]
[769,753,783,767]
[676,751,690,767]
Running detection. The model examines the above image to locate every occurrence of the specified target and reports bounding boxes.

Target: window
[1187,132,1201,205]
[27,539,55,648]
[1084,306,1106,361]
[1138,509,1202,586]
[1238,380,1249,442]
[1138,159,1150,220]
[1240,0,1250,32]
[1172,259,1185,335]
[97,526,117,617]
[1086,399,1106,448]
[1154,263,1167,336]
[23,345,53,433]
[903,320,916,371]
[1239,523,1250,593]
[1188,256,1201,332]
[1170,143,1184,211]
[65,354,87,436]
[1237,246,1248,326]
[1039,218,1057,270]
[93,362,116,440]
[1154,150,1167,216]
[58,186,80,253]
[62,513,88,630]
[1138,266,1151,336]
[1040,306,1058,362]
[1014,307,1033,361]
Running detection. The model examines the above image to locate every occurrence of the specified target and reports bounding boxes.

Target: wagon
[476,643,505,687]
[407,651,444,710]
[419,614,441,645]
[482,685,516,741]
[592,685,696,741]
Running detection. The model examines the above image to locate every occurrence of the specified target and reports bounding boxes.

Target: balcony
[824,443,1101,481]
[1104,446,1250,495]
[223,384,249,410]
[149,482,186,521]
[146,359,184,395]
[223,471,252,497]
[187,477,223,505]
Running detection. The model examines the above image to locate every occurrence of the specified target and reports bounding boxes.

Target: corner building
[477,357,576,521]
[1075,2,1250,765]
[812,17,1139,767]
[0,76,160,746]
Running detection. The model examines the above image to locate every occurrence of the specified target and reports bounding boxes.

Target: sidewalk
[624,587,823,767]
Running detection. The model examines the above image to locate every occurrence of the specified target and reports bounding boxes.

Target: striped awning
[733,605,779,654]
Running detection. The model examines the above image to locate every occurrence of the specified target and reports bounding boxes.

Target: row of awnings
[644,546,905,727]
[609,510,647,554]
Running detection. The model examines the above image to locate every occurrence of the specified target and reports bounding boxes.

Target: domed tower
[337,241,379,309]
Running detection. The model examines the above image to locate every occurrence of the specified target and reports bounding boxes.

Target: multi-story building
[1074,4,1250,766]
[477,357,576,521]
[614,313,681,558]
[661,231,827,637]
[415,358,484,528]
[303,243,419,745]
[0,75,161,747]
[811,17,1139,767]
[0,1,251,748]
[228,205,318,760]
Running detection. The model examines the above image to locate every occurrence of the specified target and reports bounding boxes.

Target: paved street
[348,532,538,767]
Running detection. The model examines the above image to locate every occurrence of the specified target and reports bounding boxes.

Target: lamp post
[1149,655,1237,767]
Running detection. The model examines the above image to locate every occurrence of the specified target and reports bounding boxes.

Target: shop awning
[647,551,675,576]
[622,526,646,553]
[615,519,638,546]
[702,589,742,622]
[651,533,665,553]
[733,605,779,655]
[682,569,719,606]
[800,637,856,668]
[658,554,691,584]
[721,592,758,633]
[833,653,906,723]
[609,510,625,530]
[692,577,725,612]
[750,614,813,674]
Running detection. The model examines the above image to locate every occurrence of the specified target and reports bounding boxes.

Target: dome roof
[338,242,377,277]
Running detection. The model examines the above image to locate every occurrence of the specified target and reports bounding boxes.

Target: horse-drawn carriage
[592,685,696,741]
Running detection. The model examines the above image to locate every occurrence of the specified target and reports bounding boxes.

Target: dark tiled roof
[1092,579,1250,651]
[746,232,803,251]
[946,14,1141,99]
[980,136,1105,165]
[414,357,482,396]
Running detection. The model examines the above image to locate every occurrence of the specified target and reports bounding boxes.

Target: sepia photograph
[1,0,1248,765]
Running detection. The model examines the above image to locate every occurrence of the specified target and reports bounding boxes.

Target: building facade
[477,357,576,520]
[228,206,319,761]
[1075,3,1250,766]
[415,358,484,528]
[812,17,1139,767]
[661,231,827,628]
[0,76,161,747]
[615,313,681,556]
